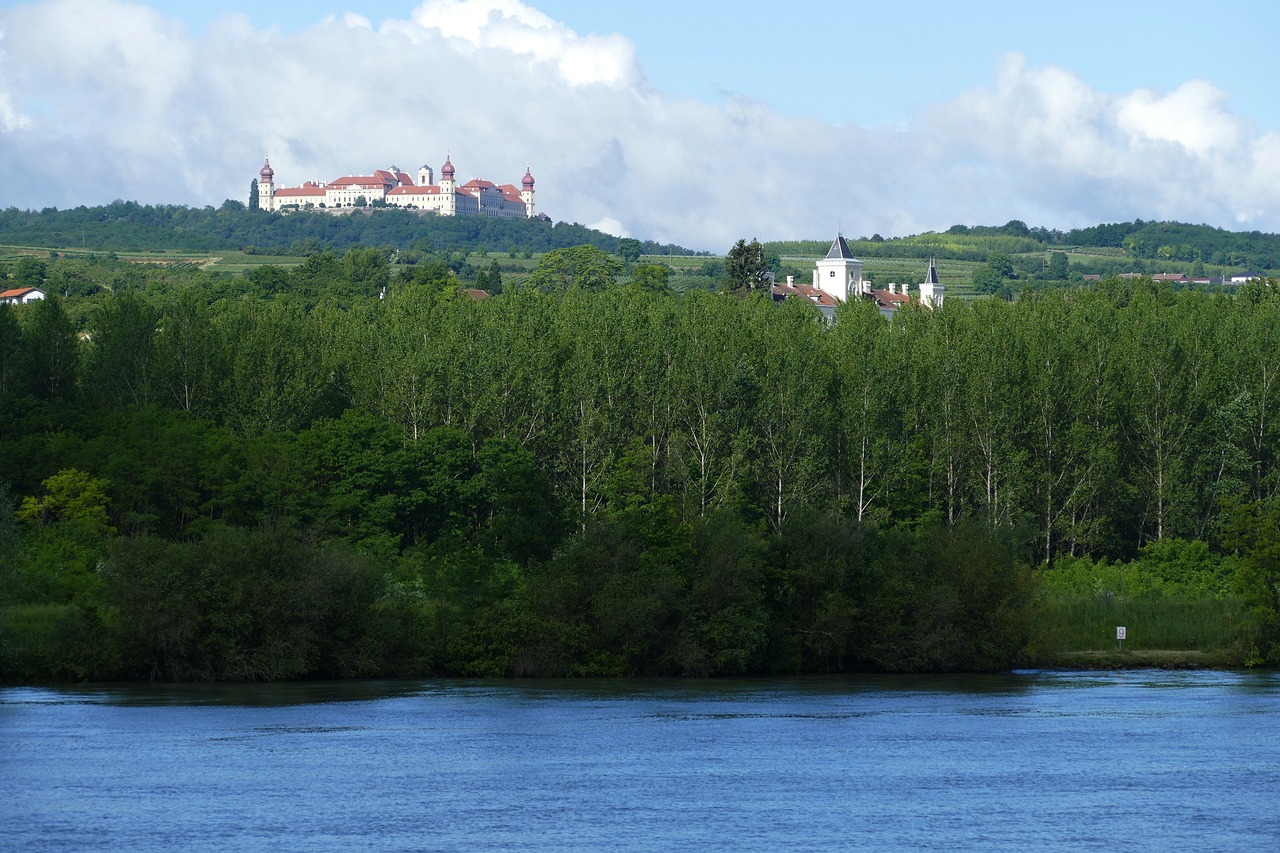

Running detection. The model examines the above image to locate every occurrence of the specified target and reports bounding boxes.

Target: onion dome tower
[439,154,457,214]
[520,164,536,217]
[258,156,276,211]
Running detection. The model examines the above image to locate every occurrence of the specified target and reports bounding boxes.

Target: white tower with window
[813,234,866,303]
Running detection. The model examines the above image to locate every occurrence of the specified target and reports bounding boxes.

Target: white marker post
[1116,626,1126,651]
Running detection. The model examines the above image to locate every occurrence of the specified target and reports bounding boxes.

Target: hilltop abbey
[255,155,538,219]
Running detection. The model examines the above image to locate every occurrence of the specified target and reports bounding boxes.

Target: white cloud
[0,1,1277,250]
[406,0,636,87]
[588,217,626,238]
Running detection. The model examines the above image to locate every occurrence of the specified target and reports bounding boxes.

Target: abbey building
[255,155,538,219]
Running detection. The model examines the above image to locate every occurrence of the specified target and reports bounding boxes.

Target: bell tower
[258,156,276,212]
[440,154,456,215]
[813,233,865,302]
[520,164,536,217]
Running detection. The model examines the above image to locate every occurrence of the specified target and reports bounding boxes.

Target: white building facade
[257,155,537,219]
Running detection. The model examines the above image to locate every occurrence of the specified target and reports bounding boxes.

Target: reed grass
[1030,593,1244,657]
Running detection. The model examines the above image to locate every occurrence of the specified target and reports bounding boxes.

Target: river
[2,671,1278,851]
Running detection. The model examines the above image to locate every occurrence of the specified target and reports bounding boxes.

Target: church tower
[258,156,276,212]
[440,154,456,215]
[520,165,536,217]
[813,233,865,303]
[918,257,945,308]
[418,164,435,186]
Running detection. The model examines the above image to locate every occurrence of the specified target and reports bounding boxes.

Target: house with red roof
[257,155,537,220]
[0,286,46,305]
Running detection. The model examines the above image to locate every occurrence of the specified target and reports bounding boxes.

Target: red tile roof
[388,185,443,195]
[870,289,911,307]
[771,282,839,306]
[328,176,385,188]
[0,287,40,299]
[275,186,326,197]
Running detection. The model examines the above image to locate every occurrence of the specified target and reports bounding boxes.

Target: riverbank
[1028,649,1241,670]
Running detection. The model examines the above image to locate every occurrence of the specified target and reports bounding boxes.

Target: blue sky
[2,0,1279,248]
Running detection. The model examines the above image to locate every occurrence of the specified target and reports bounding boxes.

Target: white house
[1230,272,1264,285]
[0,287,46,305]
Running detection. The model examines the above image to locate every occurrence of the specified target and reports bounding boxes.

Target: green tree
[629,263,671,293]
[973,252,1015,294]
[486,259,504,295]
[154,291,223,417]
[722,238,769,293]
[249,178,260,212]
[1047,251,1069,280]
[526,245,624,292]
[84,294,158,410]
[20,292,79,400]
[342,247,391,298]
[830,299,902,523]
[220,299,344,435]
[0,304,23,395]
[16,468,115,604]
[19,468,113,533]
[1221,497,1280,664]
[617,238,643,263]
[15,257,47,288]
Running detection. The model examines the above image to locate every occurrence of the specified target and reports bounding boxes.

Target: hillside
[764,219,1280,298]
[0,201,696,257]
[4,204,1279,301]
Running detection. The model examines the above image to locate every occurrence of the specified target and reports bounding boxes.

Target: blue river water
[2,671,1278,851]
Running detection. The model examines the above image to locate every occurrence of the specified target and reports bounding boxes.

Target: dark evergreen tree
[722,238,769,293]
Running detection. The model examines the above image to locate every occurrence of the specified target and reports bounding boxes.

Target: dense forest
[2,259,1279,680]
[0,201,694,257]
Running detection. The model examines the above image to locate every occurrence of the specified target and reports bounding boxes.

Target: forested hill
[1062,220,1280,267]
[769,219,1280,270]
[0,201,695,257]
[5,203,1278,270]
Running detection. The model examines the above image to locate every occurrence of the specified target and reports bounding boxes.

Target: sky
[1,0,1278,250]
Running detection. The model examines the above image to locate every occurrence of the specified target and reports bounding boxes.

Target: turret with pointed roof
[814,232,865,303]
[919,257,945,308]
[825,234,857,260]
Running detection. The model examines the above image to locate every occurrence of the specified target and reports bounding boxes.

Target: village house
[0,287,46,305]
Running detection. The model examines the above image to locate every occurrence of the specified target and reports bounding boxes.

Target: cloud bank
[1,0,1277,250]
